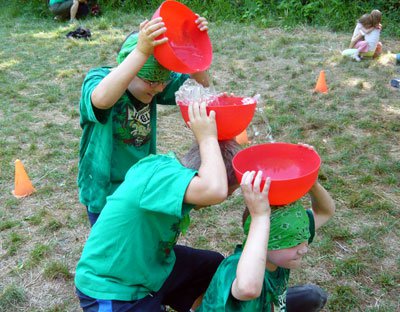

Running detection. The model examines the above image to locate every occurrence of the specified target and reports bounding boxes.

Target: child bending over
[75,101,241,312]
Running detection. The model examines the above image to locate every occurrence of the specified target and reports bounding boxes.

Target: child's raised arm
[231,172,271,301]
[308,182,335,230]
[189,14,210,87]
[297,144,335,230]
[91,18,168,109]
[183,101,228,206]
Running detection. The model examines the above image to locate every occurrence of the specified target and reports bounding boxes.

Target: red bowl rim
[177,102,257,109]
[177,96,257,108]
[232,142,321,182]
[152,1,212,73]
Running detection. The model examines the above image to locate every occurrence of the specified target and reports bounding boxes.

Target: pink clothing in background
[354,41,369,52]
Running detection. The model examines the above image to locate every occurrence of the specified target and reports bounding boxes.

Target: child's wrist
[251,211,271,221]
[196,134,218,147]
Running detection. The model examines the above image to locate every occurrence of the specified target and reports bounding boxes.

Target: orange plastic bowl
[232,143,321,206]
[178,96,256,140]
[152,0,212,73]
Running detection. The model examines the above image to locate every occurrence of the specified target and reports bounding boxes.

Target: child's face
[129,77,169,103]
[267,241,309,270]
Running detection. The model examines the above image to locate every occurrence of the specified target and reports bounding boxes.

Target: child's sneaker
[353,54,361,62]
[390,78,400,88]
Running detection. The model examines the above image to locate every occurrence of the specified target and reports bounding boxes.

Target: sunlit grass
[0,5,399,312]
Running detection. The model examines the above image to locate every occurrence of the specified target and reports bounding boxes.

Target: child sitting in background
[349,9,382,61]
[49,0,88,22]
[198,150,335,311]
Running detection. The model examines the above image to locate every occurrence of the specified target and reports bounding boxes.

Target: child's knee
[286,284,328,312]
[306,284,328,306]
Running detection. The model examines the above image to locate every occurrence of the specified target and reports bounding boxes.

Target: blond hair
[370,9,382,27]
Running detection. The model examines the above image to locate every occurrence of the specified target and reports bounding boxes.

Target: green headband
[117,33,171,82]
[243,201,310,250]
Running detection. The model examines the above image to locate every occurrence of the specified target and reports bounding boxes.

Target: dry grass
[0,8,399,312]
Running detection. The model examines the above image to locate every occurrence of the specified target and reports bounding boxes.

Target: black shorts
[76,245,224,312]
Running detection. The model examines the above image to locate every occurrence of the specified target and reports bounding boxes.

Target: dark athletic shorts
[76,245,224,312]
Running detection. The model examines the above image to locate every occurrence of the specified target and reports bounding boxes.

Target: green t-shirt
[77,67,189,213]
[198,248,290,312]
[198,210,315,312]
[75,153,197,301]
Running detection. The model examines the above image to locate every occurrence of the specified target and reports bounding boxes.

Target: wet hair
[180,139,241,187]
[370,9,382,27]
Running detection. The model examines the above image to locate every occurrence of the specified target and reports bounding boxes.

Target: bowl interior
[153,1,212,72]
[233,143,321,181]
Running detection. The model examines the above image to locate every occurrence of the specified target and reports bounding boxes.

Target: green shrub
[4,0,400,36]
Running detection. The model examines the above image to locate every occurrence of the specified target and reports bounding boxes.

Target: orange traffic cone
[12,159,36,198]
[236,129,250,145]
[314,70,328,93]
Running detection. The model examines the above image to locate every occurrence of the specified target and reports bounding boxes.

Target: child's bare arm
[309,182,335,230]
[349,34,363,48]
[183,102,228,206]
[188,15,210,87]
[231,172,271,301]
[296,143,335,230]
[91,18,168,109]
[360,26,374,34]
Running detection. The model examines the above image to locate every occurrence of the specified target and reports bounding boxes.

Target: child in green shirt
[75,101,241,312]
[198,154,335,312]
[78,15,210,225]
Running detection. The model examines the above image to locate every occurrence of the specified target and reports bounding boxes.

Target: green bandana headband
[117,33,171,82]
[243,201,310,250]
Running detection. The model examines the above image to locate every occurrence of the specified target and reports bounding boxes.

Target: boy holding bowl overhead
[198,145,335,312]
[78,14,210,226]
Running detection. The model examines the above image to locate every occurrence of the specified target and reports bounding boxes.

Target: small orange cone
[314,70,328,93]
[12,159,36,198]
[236,129,250,145]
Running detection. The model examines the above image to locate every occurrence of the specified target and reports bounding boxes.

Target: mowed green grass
[0,6,399,312]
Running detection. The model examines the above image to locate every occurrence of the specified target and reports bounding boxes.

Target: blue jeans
[86,207,99,227]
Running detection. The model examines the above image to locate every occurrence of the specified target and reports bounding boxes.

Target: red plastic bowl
[178,96,256,140]
[232,143,321,206]
[152,0,212,73]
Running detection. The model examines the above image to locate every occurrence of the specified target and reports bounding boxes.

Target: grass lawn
[0,6,399,312]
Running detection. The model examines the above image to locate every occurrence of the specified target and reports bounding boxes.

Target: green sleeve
[122,154,196,217]
[80,67,112,125]
[198,254,240,311]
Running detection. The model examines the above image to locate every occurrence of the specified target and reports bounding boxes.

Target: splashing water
[249,95,275,143]
[175,79,218,106]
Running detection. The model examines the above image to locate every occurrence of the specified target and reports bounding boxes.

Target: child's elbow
[202,180,228,204]
[206,186,228,204]
[91,90,111,110]
[236,282,262,300]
